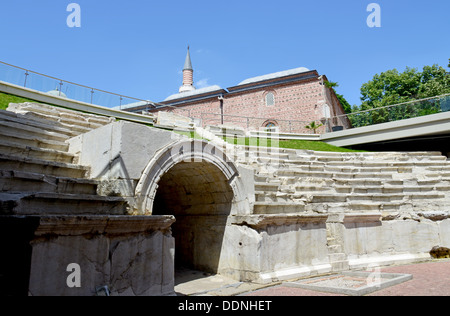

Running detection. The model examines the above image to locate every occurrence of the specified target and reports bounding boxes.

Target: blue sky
[1,0,449,106]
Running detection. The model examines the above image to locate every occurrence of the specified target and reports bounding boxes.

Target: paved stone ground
[245,260,450,296]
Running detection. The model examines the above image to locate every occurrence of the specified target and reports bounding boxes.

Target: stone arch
[135,139,249,215]
[262,119,278,128]
[134,139,251,273]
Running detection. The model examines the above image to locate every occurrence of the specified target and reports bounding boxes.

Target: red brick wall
[182,70,194,86]
[163,78,345,134]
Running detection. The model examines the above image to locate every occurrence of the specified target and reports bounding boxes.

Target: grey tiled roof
[237,67,310,86]
[164,85,223,101]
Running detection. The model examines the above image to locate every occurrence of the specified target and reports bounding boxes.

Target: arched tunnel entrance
[151,160,235,274]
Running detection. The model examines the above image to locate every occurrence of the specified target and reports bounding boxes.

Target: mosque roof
[47,88,67,98]
[164,85,223,102]
[237,67,311,86]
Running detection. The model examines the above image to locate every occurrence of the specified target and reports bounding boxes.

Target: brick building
[127,48,349,134]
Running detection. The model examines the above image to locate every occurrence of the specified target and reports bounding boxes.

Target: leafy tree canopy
[323,81,352,114]
[359,63,450,110]
[347,61,450,128]
[335,92,352,114]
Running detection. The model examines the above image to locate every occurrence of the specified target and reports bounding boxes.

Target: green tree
[324,81,339,89]
[418,64,450,98]
[360,67,421,109]
[324,81,352,114]
[335,93,352,114]
[305,121,323,134]
[353,63,450,127]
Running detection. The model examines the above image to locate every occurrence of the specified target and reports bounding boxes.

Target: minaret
[179,46,196,93]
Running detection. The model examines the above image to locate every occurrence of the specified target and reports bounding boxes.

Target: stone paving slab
[283,271,412,296]
[173,260,450,296]
[245,260,450,296]
[174,268,272,296]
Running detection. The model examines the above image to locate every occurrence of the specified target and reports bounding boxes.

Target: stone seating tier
[0,103,128,216]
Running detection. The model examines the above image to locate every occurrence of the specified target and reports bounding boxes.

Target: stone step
[417,179,450,186]
[256,157,325,167]
[0,153,89,178]
[326,160,450,168]
[294,150,444,159]
[293,184,335,193]
[255,175,392,187]
[0,170,98,195]
[0,109,77,138]
[19,111,99,135]
[254,182,281,192]
[238,145,446,162]
[425,166,450,172]
[254,200,413,214]
[242,152,291,161]
[257,175,440,188]
[335,184,450,194]
[236,145,298,155]
[0,192,128,216]
[424,172,450,179]
[7,102,114,127]
[255,192,293,203]
[305,201,408,213]
[276,169,394,180]
[254,174,281,183]
[295,155,353,162]
[256,157,450,171]
[0,127,69,151]
[333,178,405,187]
[25,109,104,128]
[315,151,444,160]
[253,202,306,214]
[293,165,414,174]
[255,190,447,204]
[0,139,75,164]
[311,192,446,203]
[0,119,71,143]
[255,181,450,196]
[298,155,447,163]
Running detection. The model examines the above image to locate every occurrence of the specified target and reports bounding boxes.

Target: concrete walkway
[175,260,450,296]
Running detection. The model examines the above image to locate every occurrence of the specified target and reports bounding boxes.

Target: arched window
[262,120,278,132]
[265,92,275,106]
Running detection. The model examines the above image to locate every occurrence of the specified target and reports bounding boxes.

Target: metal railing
[199,93,450,134]
[200,112,321,134]
[2,60,449,134]
[329,93,450,130]
[0,60,156,110]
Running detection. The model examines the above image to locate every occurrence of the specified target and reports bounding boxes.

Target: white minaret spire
[179,46,196,93]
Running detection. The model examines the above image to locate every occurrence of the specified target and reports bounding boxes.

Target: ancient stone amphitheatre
[1,102,449,296]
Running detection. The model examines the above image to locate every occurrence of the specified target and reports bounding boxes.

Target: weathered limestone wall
[344,218,450,269]
[67,121,182,214]
[68,120,178,183]
[213,212,450,284]
[220,216,331,283]
[26,215,175,296]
